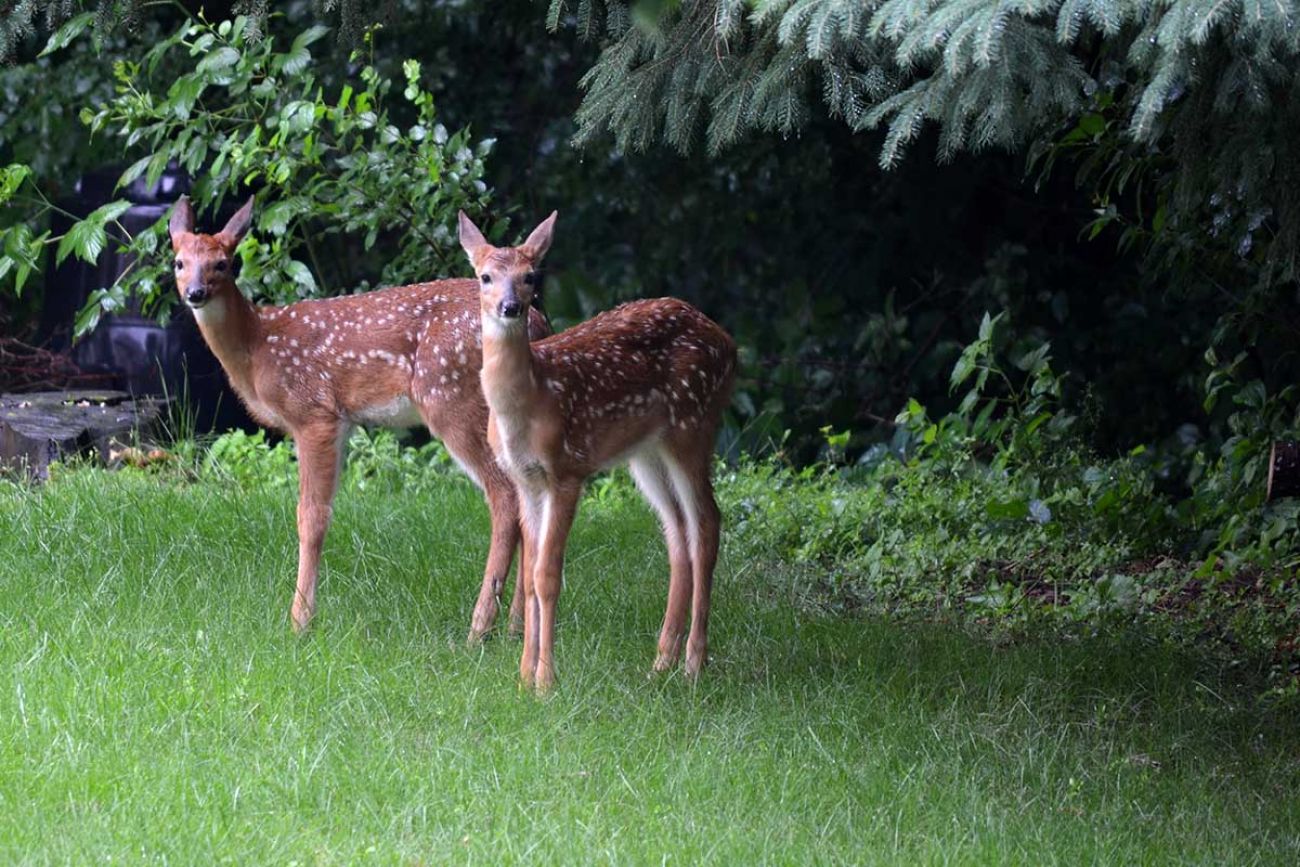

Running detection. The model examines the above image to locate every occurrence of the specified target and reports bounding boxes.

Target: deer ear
[217,196,255,248]
[168,196,195,244]
[521,211,557,262]
[458,211,489,264]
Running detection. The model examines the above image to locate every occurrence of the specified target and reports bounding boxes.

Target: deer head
[168,195,254,312]
[458,210,556,334]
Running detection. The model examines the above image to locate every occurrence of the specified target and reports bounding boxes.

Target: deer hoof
[652,653,678,673]
[290,601,315,634]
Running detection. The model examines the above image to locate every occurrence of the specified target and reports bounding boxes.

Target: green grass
[0,468,1297,865]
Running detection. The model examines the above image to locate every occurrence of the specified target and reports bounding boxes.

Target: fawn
[458,210,737,690]
[168,196,549,640]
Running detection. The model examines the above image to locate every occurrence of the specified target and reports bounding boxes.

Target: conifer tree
[547,0,1300,280]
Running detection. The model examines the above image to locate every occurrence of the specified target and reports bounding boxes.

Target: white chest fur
[492,413,540,478]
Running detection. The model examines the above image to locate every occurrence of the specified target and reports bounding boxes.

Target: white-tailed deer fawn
[459,210,737,690]
[168,196,549,640]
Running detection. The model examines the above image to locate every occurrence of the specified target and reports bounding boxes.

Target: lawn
[0,468,1297,864]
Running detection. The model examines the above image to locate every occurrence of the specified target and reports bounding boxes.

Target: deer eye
[480,274,492,285]
[523,272,537,286]
[213,260,228,273]
[174,258,184,270]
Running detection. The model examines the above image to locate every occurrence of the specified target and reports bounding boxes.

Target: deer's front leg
[531,484,580,693]
[517,513,538,687]
[291,422,347,633]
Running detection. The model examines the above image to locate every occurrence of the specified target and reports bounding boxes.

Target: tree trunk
[0,391,164,481]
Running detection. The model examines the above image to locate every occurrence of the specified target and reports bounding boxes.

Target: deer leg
[630,454,693,672]
[439,422,523,645]
[291,422,348,633]
[530,484,580,693]
[507,549,526,637]
[467,472,522,644]
[517,489,543,687]
[666,450,719,677]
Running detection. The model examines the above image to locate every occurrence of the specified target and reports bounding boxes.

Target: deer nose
[186,287,209,306]
[498,299,523,319]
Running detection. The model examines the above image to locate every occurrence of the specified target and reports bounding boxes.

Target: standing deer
[168,195,549,640]
[458,210,737,690]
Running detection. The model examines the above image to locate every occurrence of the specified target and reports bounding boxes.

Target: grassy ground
[0,467,1297,864]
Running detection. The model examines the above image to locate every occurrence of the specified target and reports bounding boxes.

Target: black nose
[186,288,208,305]
[499,299,522,319]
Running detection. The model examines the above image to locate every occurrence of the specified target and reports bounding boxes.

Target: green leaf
[57,219,107,266]
[0,164,32,203]
[1024,411,1053,435]
[74,300,103,336]
[262,198,308,235]
[90,200,132,226]
[278,47,311,76]
[13,261,34,296]
[1015,342,1051,373]
[291,24,331,51]
[283,260,318,296]
[167,75,207,119]
[986,498,1029,520]
[198,46,241,75]
[144,152,172,193]
[0,224,39,293]
[1233,380,1267,410]
[55,201,130,266]
[280,100,316,134]
[39,12,95,57]
[950,345,978,390]
[118,154,155,189]
[1078,113,1105,136]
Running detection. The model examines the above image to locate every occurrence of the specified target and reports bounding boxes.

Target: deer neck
[480,317,540,420]
[190,285,262,397]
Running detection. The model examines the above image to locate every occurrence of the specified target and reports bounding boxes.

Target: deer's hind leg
[663,441,721,677]
[470,469,525,644]
[629,451,695,673]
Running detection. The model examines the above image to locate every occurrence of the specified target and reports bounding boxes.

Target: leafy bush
[720,312,1299,695]
[202,429,296,488]
[1,13,493,331]
[201,427,457,493]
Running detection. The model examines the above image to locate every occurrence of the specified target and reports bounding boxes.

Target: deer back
[528,298,736,471]
[236,279,547,431]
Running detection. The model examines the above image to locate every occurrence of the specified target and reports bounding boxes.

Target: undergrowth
[720,312,1300,699]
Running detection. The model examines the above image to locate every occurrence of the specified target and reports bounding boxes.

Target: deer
[458,210,737,691]
[168,196,550,642]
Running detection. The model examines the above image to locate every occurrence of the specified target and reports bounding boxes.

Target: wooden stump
[0,390,166,480]
[1266,441,1300,502]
